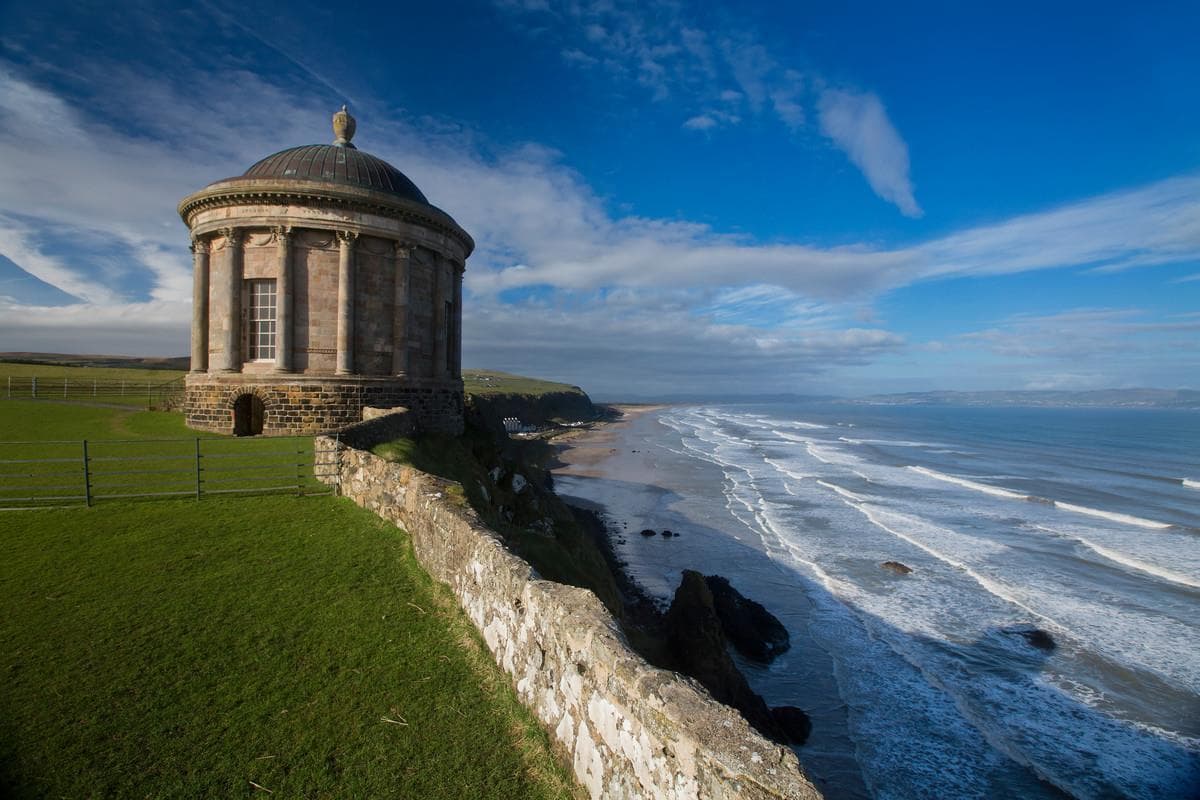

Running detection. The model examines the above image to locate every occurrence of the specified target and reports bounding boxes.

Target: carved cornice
[178,182,474,257]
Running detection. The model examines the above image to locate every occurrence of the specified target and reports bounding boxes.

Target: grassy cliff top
[463,370,585,398]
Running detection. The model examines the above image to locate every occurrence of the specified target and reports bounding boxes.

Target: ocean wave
[908,465,1031,500]
[839,436,942,448]
[1054,502,1172,530]
[816,479,868,503]
[1075,536,1200,590]
[1184,479,1200,490]
[850,503,1062,628]
[910,466,1176,530]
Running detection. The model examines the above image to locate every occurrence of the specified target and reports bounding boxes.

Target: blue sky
[0,0,1197,398]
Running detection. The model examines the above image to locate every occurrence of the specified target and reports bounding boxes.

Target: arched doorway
[232,393,265,436]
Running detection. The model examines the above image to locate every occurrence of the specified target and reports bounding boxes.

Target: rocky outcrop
[704,575,791,663]
[881,561,913,575]
[1004,625,1056,652]
[467,389,597,434]
[663,571,788,743]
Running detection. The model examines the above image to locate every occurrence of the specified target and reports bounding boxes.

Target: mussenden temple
[178,106,473,437]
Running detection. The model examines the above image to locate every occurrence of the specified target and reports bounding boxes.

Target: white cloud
[463,289,903,397]
[494,1,922,216]
[2,53,1196,394]
[817,89,921,217]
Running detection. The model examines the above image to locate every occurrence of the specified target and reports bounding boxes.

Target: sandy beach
[552,404,669,478]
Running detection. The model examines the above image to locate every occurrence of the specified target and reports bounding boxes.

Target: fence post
[121,380,125,396]
[32,376,37,399]
[64,378,68,398]
[82,440,92,507]
[6,376,9,398]
[93,379,97,397]
[296,439,303,496]
[195,438,202,500]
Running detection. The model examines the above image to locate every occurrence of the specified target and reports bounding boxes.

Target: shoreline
[551,404,675,627]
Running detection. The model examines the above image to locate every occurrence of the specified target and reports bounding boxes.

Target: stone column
[220,227,243,372]
[189,237,210,373]
[391,241,412,375]
[432,256,447,378]
[273,226,293,372]
[335,230,358,375]
[452,263,464,378]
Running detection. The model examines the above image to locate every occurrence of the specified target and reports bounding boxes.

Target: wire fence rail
[2,375,186,409]
[0,436,340,509]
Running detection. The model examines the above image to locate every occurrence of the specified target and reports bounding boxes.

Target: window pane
[246,279,277,360]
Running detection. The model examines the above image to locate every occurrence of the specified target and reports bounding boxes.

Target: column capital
[271,225,293,244]
[189,236,210,255]
[393,240,415,258]
[218,227,243,247]
[337,229,359,246]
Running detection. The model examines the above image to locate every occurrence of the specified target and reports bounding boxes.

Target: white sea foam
[1076,537,1200,590]
[1054,502,1172,530]
[851,503,1062,629]
[908,465,1031,500]
[805,442,868,469]
[1182,478,1200,490]
[817,479,868,503]
[839,436,941,448]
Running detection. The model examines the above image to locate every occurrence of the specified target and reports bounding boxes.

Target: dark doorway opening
[233,394,265,436]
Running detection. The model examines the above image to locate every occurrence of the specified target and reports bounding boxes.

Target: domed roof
[240,107,428,205]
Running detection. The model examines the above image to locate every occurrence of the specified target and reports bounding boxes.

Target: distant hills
[2,354,1195,409]
[0,353,190,371]
[854,389,1200,409]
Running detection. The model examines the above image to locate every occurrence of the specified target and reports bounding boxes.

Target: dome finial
[332,104,357,148]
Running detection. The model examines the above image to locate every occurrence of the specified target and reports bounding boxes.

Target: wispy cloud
[492,0,921,215]
[817,89,921,218]
[1,35,1196,393]
[937,308,1200,389]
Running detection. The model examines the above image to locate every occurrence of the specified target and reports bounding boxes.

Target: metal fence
[0,436,340,509]
[3,375,186,409]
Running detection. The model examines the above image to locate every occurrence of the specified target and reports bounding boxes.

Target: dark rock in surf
[705,574,791,663]
[881,561,913,575]
[640,528,657,537]
[770,705,812,745]
[1004,625,1056,652]
[663,571,787,741]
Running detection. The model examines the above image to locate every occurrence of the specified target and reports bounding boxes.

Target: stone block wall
[315,431,822,800]
[185,377,463,435]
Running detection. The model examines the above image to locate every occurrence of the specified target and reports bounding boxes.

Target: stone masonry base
[185,374,464,435]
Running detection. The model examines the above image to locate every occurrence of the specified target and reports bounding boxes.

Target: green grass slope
[0,403,579,798]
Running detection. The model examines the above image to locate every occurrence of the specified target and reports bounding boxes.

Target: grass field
[0,402,325,507]
[0,402,579,798]
[463,369,583,397]
[0,362,186,408]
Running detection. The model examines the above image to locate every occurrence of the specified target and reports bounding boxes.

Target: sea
[552,402,1200,800]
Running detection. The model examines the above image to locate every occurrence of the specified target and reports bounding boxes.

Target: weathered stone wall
[294,231,340,374]
[315,430,821,800]
[185,376,463,435]
[354,235,394,377]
